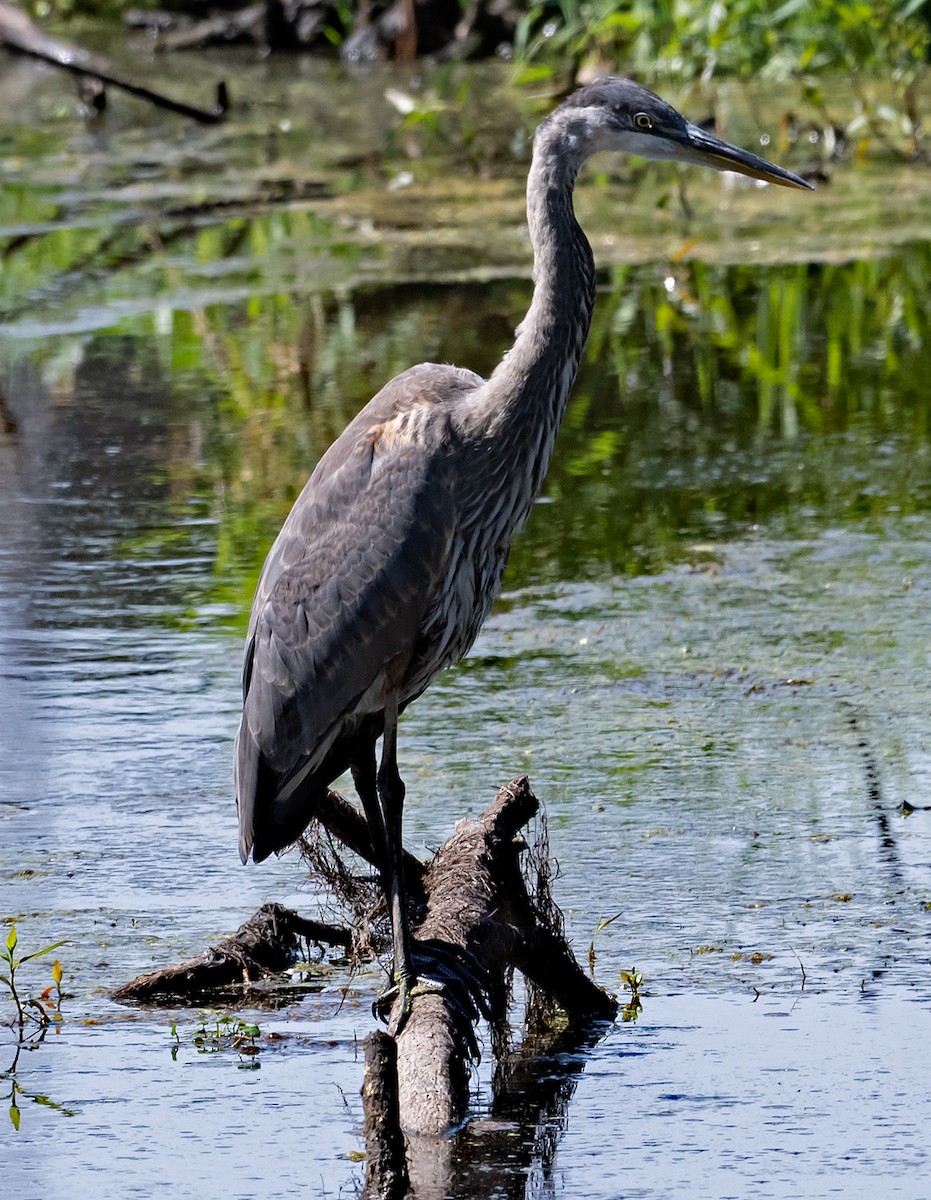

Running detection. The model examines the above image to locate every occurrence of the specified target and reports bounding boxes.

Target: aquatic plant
[170,1014,262,1068]
[0,925,67,1038]
[620,967,644,1022]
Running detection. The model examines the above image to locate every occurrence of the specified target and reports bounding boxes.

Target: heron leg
[360,712,488,1042]
[377,693,414,1035]
[351,739,388,881]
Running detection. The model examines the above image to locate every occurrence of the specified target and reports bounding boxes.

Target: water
[556,994,931,1199]
[2,49,931,1198]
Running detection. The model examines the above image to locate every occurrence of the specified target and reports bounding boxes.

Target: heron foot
[372,972,444,1035]
[371,938,493,1052]
[414,940,493,1023]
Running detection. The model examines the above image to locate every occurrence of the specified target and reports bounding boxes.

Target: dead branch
[0,0,227,123]
[112,902,350,1003]
[361,1033,410,1200]
[315,787,427,891]
[113,777,617,1151]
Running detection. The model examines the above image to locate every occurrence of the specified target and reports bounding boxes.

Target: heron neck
[466,122,596,493]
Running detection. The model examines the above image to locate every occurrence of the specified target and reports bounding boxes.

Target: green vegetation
[517,0,928,83]
[170,1014,262,1067]
[174,247,931,595]
[619,968,643,1021]
[22,0,931,103]
[2,67,930,618]
[1,925,67,1039]
[5,239,931,617]
[515,0,928,154]
[1,925,70,1131]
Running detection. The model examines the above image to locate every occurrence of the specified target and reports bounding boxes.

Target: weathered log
[111,785,425,1004]
[392,1017,612,1200]
[361,1033,410,1200]
[113,776,617,1157]
[315,786,427,892]
[0,0,227,123]
[112,902,350,1003]
[394,776,616,1135]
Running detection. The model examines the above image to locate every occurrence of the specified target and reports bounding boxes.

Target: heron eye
[634,113,653,131]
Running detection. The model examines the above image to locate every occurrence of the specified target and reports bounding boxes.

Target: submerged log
[396,1017,613,1200]
[361,1033,410,1200]
[112,903,350,1002]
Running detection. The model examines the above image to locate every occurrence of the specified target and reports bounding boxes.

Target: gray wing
[235,364,480,863]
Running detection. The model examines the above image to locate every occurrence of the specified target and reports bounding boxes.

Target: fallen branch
[112,785,425,1004]
[112,902,350,1003]
[361,1033,410,1200]
[0,0,227,124]
[113,777,618,1147]
[315,786,427,891]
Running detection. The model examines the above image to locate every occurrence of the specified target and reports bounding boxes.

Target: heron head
[558,77,813,191]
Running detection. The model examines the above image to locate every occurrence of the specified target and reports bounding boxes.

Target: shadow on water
[2,54,931,1199]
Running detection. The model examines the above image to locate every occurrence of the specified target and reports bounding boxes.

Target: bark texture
[112,903,350,1003]
[395,776,615,1134]
[361,1033,410,1200]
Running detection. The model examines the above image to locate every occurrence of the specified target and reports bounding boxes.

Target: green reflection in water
[116,245,927,622]
[5,243,929,628]
[2,66,930,636]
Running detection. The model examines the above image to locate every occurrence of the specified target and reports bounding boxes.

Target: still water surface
[1,50,930,1199]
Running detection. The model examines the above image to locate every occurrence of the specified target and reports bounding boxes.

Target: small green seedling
[1,925,68,1037]
[172,1014,262,1069]
[620,967,644,1023]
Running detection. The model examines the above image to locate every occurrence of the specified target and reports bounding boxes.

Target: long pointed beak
[677,122,813,190]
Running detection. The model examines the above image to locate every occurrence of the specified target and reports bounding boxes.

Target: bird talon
[372,986,397,1024]
[372,972,448,1032]
[371,939,493,1058]
[388,973,417,1037]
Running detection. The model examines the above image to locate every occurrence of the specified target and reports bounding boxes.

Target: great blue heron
[235,77,811,1031]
